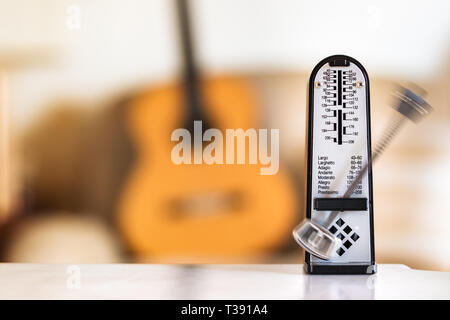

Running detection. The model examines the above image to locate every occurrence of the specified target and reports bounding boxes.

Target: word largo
[171,121,279,175]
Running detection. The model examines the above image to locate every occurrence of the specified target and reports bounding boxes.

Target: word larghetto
[171,121,280,175]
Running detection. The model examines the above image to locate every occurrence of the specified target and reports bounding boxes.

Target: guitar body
[117,75,298,261]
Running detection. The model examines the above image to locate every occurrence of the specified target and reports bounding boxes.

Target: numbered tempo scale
[306,55,376,274]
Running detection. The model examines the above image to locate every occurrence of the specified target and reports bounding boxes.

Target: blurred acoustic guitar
[117,0,298,261]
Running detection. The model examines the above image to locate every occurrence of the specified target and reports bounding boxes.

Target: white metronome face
[310,61,372,265]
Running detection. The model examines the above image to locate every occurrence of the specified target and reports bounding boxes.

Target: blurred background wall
[0,0,449,270]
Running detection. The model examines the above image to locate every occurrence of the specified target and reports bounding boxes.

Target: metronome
[293,55,432,274]
[303,55,376,274]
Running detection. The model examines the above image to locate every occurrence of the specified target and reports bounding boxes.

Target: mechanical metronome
[293,55,432,274]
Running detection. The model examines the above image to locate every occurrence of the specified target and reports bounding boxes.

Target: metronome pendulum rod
[322,114,407,229]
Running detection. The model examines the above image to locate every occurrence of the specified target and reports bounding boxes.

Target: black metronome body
[305,55,376,274]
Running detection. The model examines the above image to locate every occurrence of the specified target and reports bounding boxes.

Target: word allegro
[171,121,279,175]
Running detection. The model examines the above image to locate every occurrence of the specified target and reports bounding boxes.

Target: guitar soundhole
[167,191,244,219]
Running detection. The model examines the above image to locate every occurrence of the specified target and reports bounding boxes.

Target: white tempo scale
[305,55,376,274]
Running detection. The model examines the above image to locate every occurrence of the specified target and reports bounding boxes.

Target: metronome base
[305,262,377,275]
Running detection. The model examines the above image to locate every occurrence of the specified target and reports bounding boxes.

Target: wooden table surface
[0,264,449,299]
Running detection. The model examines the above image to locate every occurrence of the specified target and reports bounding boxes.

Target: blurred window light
[196,0,450,79]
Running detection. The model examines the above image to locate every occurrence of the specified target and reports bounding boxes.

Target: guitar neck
[175,0,205,123]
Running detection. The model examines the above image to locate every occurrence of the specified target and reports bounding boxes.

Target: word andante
[171,121,279,175]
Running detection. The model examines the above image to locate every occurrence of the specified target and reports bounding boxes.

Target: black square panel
[343,225,352,234]
[343,240,352,249]
[351,233,360,241]
[329,226,338,234]
[336,248,345,256]
[336,218,345,227]
[336,233,345,240]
